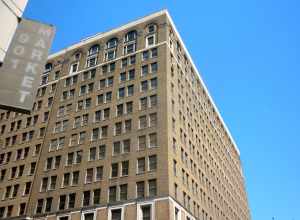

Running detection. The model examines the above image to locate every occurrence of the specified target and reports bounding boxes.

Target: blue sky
[24,1,300,219]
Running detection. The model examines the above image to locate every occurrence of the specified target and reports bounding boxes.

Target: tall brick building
[0,10,251,220]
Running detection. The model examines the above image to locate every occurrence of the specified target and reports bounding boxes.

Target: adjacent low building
[0,10,251,220]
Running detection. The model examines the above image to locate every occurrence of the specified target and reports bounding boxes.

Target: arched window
[45,63,52,72]
[88,44,100,56]
[124,30,137,42]
[106,38,118,49]
[146,23,157,33]
[74,52,81,60]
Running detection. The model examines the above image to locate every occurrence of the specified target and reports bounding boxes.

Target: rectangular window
[148,155,157,171]
[109,186,117,202]
[118,87,125,98]
[141,81,148,92]
[149,133,157,148]
[138,135,146,150]
[141,205,151,220]
[113,142,121,155]
[83,191,90,206]
[120,184,128,201]
[72,171,79,185]
[150,78,157,89]
[95,166,103,181]
[136,181,145,198]
[89,147,96,161]
[59,195,66,210]
[129,69,135,80]
[123,139,130,153]
[111,208,122,220]
[137,158,145,174]
[121,160,129,176]
[140,97,147,110]
[124,119,131,132]
[86,168,93,183]
[149,113,157,127]
[111,163,118,178]
[127,85,134,96]
[68,193,76,208]
[139,115,147,129]
[93,189,101,205]
[99,145,106,159]
[148,179,157,196]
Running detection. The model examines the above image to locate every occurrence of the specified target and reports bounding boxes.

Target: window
[151,62,158,73]
[111,209,122,220]
[86,168,93,183]
[137,158,145,174]
[146,35,155,47]
[117,104,124,116]
[111,163,118,178]
[72,171,79,185]
[126,102,133,114]
[149,113,157,127]
[88,44,99,56]
[136,181,145,198]
[151,48,158,57]
[70,62,79,73]
[129,69,135,80]
[147,24,156,33]
[149,133,157,147]
[150,78,157,89]
[86,56,97,68]
[45,62,52,72]
[140,97,147,110]
[121,161,129,176]
[49,176,57,190]
[109,186,117,202]
[125,30,137,42]
[45,197,52,212]
[59,195,66,210]
[96,166,103,181]
[127,85,134,96]
[63,173,70,187]
[123,139,130,153]
[138,135,146,150]
[99,145,106,159]
[139,115,147,129]
[124,43,135,54]
[82,212,95,220]
[36,199,43,214]
[118,87,125,98]
[150,95,157,107]
[93,189,101,204]
[69,193,76,208]
[141,81,148,92]
[89,147,96,161]
[120,72,126,82]
[115,122,122,135]
[120,184,128,200]
[141,205,152,220]
[148,179,157,196]
[148,155,157,171]
[113,142,121,155]
[142,51,149,60]
[142,65,149,76]
[107,38,118,49]
[124,119,132,132]
[19,203,26,216]
[83,191,90,206]
[101,126,108,138]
